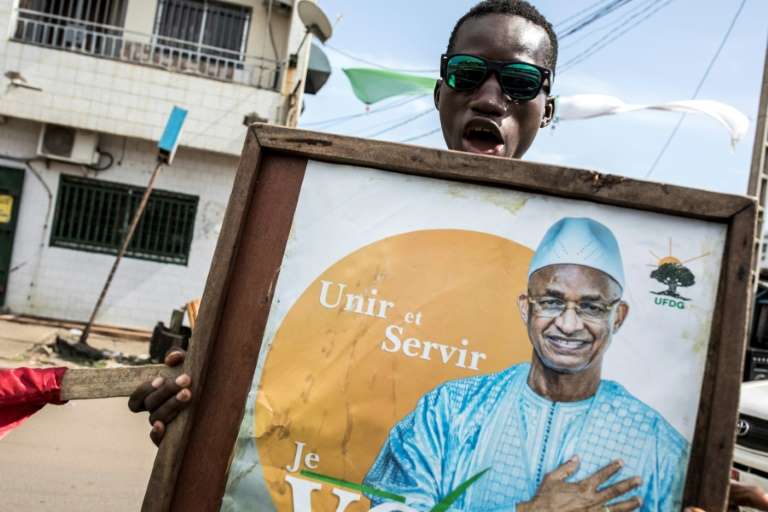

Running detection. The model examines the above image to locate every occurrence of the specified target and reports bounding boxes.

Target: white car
[733,379,768,510]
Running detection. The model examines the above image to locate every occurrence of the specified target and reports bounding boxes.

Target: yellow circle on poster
[255,230,533,511]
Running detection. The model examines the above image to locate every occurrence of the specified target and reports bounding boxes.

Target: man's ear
[517,294,530,324]
[541,96,555,128]
[612,301,629,332]
[434,79,442,110]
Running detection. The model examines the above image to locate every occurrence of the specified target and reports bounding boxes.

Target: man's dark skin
[519,264,629,402]
[437,13,554,158]
[130,9,768,512]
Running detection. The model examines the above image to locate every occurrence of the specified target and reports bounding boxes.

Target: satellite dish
[297,0,332,43]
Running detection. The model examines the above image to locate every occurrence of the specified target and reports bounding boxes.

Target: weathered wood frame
[127,124,756,511]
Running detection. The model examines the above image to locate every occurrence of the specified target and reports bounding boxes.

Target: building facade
[0,0,313,327]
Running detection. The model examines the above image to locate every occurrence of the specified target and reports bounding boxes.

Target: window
[18,0,127,25]
[16,0,128,57]
[51,175,198,265]
[153,0,251,61]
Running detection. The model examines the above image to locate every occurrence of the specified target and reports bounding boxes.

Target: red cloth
[0,367,68,440]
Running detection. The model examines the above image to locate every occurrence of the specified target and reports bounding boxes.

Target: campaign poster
[220,160,726,512]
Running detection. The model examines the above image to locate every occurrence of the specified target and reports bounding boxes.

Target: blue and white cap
[528,217,625,290]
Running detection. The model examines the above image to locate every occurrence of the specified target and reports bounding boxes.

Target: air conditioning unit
[37,124,99,165]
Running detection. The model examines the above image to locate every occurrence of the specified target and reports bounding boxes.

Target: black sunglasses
[440,53,553,102]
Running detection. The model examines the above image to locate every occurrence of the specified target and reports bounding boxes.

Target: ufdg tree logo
[650,262,695,301]
[648,239,709,310]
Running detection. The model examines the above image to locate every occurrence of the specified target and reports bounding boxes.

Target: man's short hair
[447,0,558,72]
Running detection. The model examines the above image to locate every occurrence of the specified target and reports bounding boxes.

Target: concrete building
[0,0,315,328]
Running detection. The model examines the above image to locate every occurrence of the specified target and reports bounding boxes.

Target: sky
[298,0,768,196]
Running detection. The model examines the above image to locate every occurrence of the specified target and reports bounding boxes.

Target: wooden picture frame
[136,124,757,512]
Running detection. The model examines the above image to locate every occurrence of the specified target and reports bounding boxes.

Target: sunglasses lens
[446,55,487,91]
[500,63,544,101]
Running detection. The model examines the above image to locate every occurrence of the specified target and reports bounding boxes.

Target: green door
[0,167,24,307]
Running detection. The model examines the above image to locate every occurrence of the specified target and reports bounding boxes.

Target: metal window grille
[50,175,198,265]
[19,0,127,24]
[153,0,251,61]
[17,0,127,56]
[12,1,278,88]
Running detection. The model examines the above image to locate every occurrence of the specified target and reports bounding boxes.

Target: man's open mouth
[462,120,505,156]
[545,336,591,352]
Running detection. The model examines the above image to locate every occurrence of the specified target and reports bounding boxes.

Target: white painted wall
[1,117,238,328]
[0,40,282,156]
[122,1,155,42]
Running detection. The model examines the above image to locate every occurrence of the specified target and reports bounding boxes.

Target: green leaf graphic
[298,466,489,511]
[429,468,490,512]
[299,470,406,503]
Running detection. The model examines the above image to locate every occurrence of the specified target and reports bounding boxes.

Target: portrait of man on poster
[364,217,688,512]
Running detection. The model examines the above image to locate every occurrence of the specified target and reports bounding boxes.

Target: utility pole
[76,107,187,349]
[748,43,768,294]
[77,160,164,347]
[746,42,768,349]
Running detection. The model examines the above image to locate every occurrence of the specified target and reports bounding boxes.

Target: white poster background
[222,160,727,511]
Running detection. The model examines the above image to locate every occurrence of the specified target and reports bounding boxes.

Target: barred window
[16,0,128,58]
[18,0,128,26]
[153,0,251,60]
[51,175,198,265]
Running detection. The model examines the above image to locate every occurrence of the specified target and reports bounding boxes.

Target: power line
[554,0,615,28]
[399,127,442,143]
[558,0,635,39]
[323,44,438,73]
[186,92,257,146]
[559,0,675,73]
[302,95,428,128]
[366,109,434,138]
[559,0,657,50]
[645,0,748,178]
[359,106,435,137]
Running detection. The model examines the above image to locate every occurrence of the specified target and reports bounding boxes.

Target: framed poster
[142,125,756,512]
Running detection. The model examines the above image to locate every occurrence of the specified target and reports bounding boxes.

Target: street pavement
[0,319,158,511]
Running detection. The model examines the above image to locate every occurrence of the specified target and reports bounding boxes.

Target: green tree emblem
[650,262,695,301]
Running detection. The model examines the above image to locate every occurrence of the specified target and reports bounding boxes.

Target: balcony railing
[12,9,282,90]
